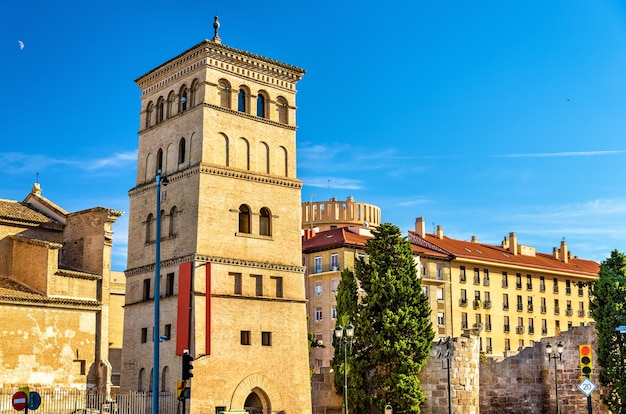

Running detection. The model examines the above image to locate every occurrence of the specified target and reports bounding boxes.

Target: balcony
[554,308,560,315]
[540,306,547,314]
[503,304,509,311]
[461,322,468,329]
[516,326,525,334]
[504,325,510,333]
[460,275,466,283]
[578,309,586,317]
[312,264,341,274]
[485,323,492,331]
[526,283,533,291]
[472,323,483,331]
[516,283,522,290]
[486,346,493,353]
[517,304,523,312]
[483,300,492,309]
[459,299,468,307]
[542,328,548,335]
[539,284,546,292]
[528,326,535,334]
[527,304,533,313]
[566,308,573,316]
[553,286,559,294]
[473,277,480,285]
[483,278,490,286]
[502,281,508,288]
[566,287,571,295]
[473,300,482,309]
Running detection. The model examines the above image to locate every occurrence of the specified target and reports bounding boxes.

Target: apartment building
[410,217,599,357]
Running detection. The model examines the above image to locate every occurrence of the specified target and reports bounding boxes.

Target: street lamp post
[335,323,355,414]
[546,342,564,414]
[152,169,168,414]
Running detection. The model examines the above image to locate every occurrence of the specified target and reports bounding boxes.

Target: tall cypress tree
[590,250,626,413]
[339,223,434,413]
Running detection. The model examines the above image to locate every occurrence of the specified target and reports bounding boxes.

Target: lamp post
[335,323,355,414]
[152,169,168,414]
[546,342,564,414]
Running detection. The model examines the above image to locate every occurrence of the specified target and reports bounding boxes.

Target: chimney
[471,235,478,243]
[561,239,568,263]
[436,225,444,239]
[509,232,518,255]
[415,217,426,237]
[502,236,509,249]
[553,247,559,260]
[303,228,315,241]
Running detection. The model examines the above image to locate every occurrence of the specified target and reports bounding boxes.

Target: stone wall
[420,335,480,414]
[480,324,607,414]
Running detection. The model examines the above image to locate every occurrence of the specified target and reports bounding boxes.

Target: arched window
[169,206,178,237]
[261,142,270,174]
[238,88,248,113]
[179,86,189,113]
[161,366,170,392]
[280,146,288,177]
[260,207,271,236]
[219,79,231,108]
[156,149,163,174]
[156,97,165,123]
[239,204,251,234]
[277,96,288,124]
[190,79,199,107]
[178,138,186,164]
[257,94,266,118]
[138,368,146,392]
[145,102,154,128]
[145,213,154,243]
[166,91,176,119]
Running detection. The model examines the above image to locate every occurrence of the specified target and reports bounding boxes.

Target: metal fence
[0,389,179,414]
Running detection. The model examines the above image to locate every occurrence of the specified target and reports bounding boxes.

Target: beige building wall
[0,187,123,393]
[121,25,312,413]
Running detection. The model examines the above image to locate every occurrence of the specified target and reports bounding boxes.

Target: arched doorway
[244,391,263,414]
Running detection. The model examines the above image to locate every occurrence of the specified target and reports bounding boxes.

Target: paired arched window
[169,206,178,237]
[156,97,165,123]
[167,91,176,119]
[257,93,267,118]
[277,97,288,124]
[239,205,251,233]
[145,213,153,243]
[146,102,154,128]
[219,79,231,108]
[156,149,163,174]
[179,85,189,112]
[260,207,271,236]
[178,138,186,164]
[238,88,247,112]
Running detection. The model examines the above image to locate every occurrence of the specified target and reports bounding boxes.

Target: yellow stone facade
[0,185,123,394]
[121,24,312,413]
[411,217,599,358]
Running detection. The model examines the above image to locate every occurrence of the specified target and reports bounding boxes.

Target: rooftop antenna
[327,179,332,200]
[36,172,39,184]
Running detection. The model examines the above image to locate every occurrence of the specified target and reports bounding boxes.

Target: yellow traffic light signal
[579,344,593,378]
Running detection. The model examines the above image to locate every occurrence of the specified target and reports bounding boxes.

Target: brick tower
[121,17,311,413]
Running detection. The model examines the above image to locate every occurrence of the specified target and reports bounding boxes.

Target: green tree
[334,223,434,413]
[590,250,626,413]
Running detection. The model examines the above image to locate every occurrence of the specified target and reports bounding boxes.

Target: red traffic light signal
[579,344,593,378]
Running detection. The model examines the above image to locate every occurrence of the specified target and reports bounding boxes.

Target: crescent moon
[18,40,24,50]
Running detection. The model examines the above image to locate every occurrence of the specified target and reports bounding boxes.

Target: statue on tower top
[212,16,221,44]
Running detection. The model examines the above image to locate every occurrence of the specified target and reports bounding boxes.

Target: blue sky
[3,0,626,271]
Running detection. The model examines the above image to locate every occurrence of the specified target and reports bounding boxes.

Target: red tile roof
[302,227,371,253]
[408,231,599,277]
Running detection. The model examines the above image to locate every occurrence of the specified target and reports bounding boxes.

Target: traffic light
[182,351,194,380]
[579,344,593,378]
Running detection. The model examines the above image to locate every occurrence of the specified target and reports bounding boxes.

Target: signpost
[578,377,596,414]
[12,391,28,411]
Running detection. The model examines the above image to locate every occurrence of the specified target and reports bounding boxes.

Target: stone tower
[121,18,311,413]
